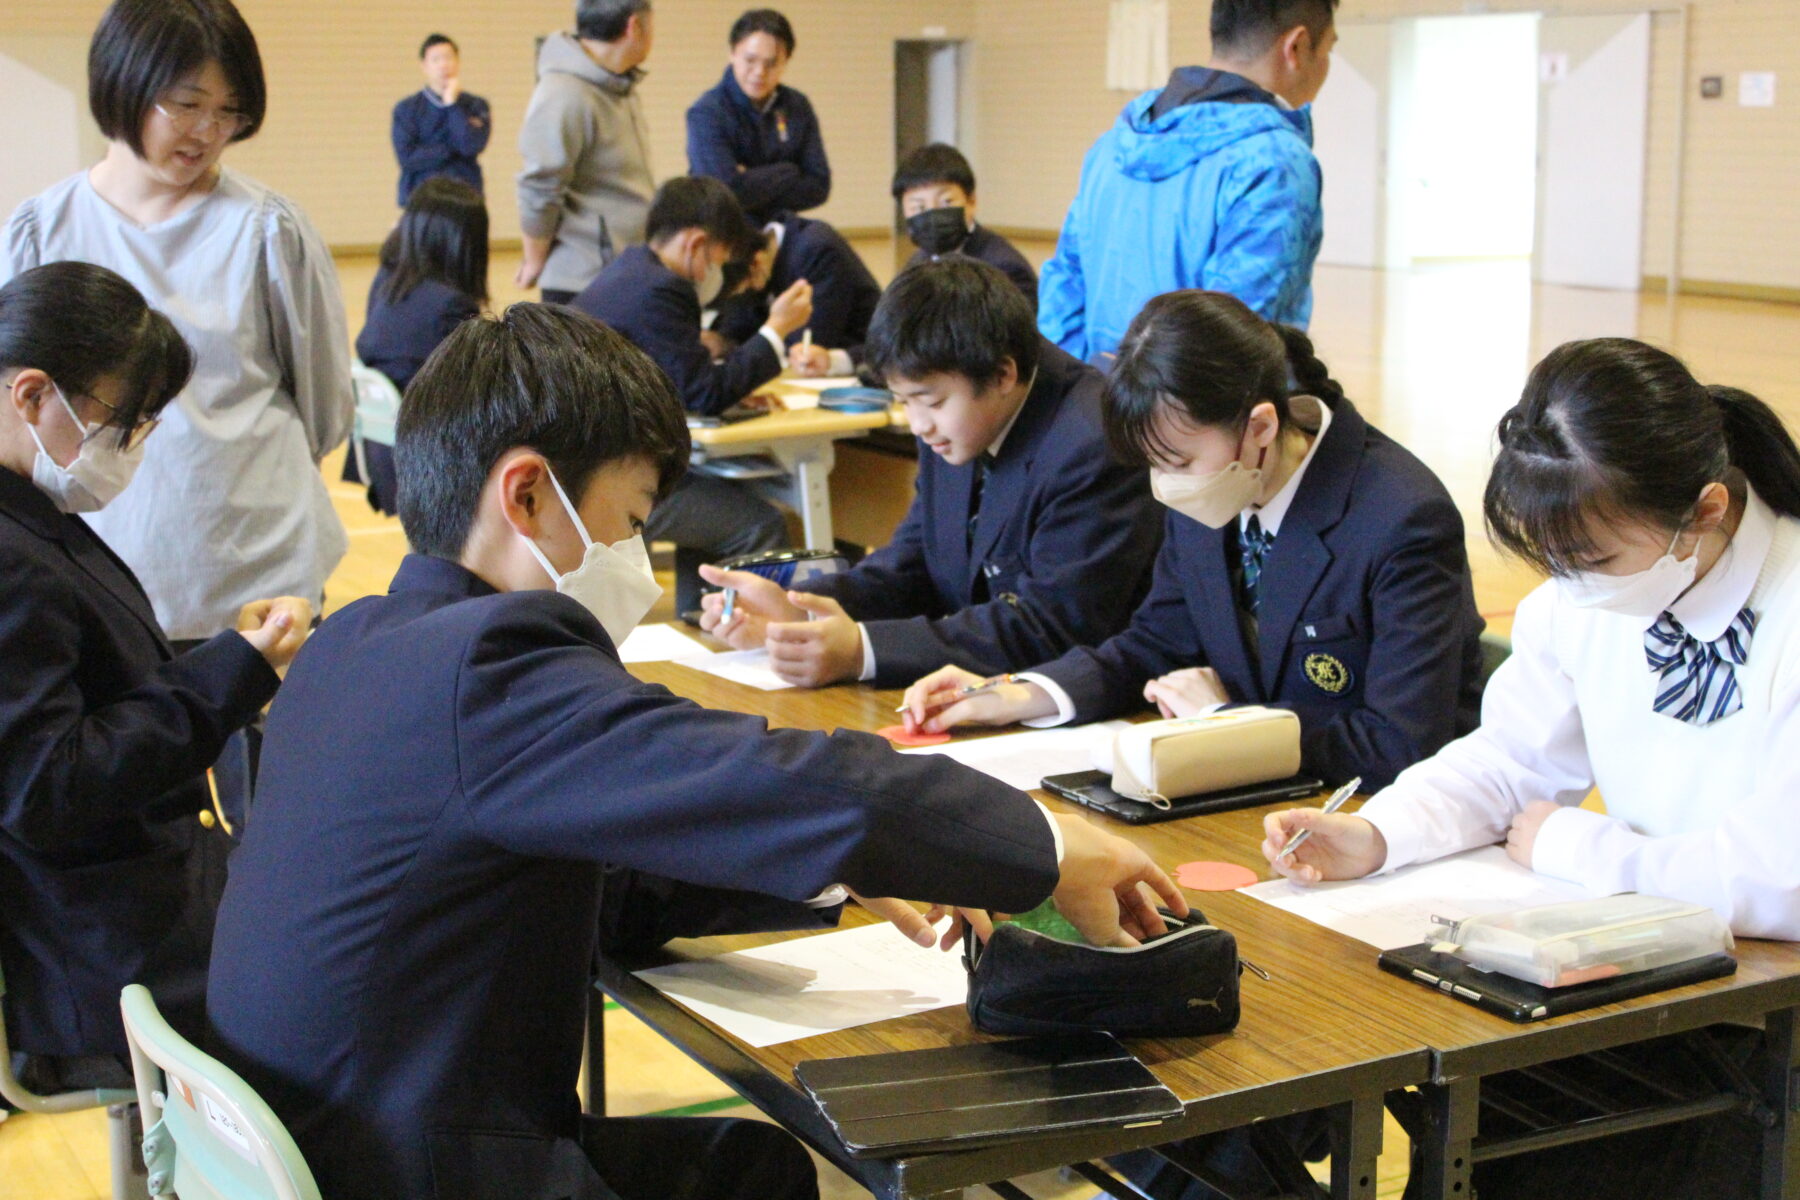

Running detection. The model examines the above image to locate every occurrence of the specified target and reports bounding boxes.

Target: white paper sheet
[898,721,1134,792]
[672,648,794,691]
[770,376,867,411]
[633,921,969,1047]
[616,623,711,664]
[1240,845,1593,950]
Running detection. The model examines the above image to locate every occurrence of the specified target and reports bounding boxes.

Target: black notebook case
[1378,943,1738,1022]
[1040,769,1323,825]
[793,1031,1185,1157]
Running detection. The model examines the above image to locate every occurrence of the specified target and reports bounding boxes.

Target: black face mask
[906,206,971,256]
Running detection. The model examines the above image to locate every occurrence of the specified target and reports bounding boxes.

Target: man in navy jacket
[391,33,490,205]
[686,10,830,221]
[715,211,881,368]
[205,304,1184,1200]
[699,259,1162,688]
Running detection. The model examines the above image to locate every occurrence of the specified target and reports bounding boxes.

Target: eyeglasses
[153,99,251,140]
[72,390,161,453]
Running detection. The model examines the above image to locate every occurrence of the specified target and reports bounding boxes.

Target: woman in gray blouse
[1,0,353,642]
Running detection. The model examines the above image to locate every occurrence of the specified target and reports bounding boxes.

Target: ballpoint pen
[893,674,1019,714]
[721,588,736,623]
[1277,776,1362,861]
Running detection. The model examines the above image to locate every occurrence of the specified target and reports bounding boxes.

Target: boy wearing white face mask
[905,290,1484,794]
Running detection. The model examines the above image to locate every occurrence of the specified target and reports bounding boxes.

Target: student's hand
[1261,809,1388,885]
[442,75,462,105]
[1506,801,1559,868]
[788,343,831,376]
[236,596,313,672]
[848,891,1001,951]
[764,593,863,687]
[516,236,552,289]
[766,279,814,338]
[1051,814,1189,947]
[699,329,733,360]
[695,564,804,648]
[1143,667,1231,718]
[900,665,1057,733]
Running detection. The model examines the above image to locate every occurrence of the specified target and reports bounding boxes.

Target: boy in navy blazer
[205,303,1184,1200]
[894,143,1038,311]
[714,211,881,369]
[699,259,1162,688]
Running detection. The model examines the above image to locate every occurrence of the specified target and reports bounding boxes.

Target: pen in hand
[894,674,1019,715]
[1277,776,1362,861]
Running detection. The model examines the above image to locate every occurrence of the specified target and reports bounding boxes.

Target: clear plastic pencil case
[1428,894,1734,988]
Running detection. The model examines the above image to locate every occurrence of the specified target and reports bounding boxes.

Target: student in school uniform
[204,302,1186,1200]
[347,177,486,515]
[893,143,1039,312]
[390,33,490,206]
[573,176,827,614]
[905,289,1485,797]
[698,258,1163,689]
[1263,337,1800,1199]
[0,262,308,1098]
[686,9,830,221]
[713,209,881,371]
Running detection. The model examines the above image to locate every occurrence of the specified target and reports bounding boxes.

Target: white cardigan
[1360,487,1800,939]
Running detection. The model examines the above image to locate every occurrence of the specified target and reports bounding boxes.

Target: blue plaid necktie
[966,453,994,551]
[1239,515,1274,615]
[1644,607,1756,725]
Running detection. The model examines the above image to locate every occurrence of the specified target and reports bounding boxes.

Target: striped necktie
[1239,515,1274,616]
[966,453,995,551]
[1644,607,1756,726]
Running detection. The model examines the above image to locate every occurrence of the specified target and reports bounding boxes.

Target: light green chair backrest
[350,359,402,448]
[118,984,321,1200]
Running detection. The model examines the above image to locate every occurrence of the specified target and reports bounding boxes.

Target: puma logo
[1186,991,1225,1013]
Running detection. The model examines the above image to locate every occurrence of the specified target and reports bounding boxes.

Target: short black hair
[865,258,1039,391]
[0,262,194,451]
[576,0,650,43]
[645,176,758,255]
[396,305,689,558]
[419,33,457,58]
[729,9,795,55]
[381,177,489,307]
[1211,0,1338,58]
[89,0,266,156]
[891,143,977,201]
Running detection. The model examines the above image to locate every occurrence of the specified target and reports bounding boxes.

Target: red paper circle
[876,724,952,747]
[1174,861,1260,891]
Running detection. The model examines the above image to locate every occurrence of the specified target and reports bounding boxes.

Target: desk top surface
[687,379,897,446]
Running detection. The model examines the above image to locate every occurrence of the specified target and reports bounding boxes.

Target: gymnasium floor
[8,238,1800,1199]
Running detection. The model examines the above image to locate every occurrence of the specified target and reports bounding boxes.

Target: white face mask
[521,467,663,650]
[1149,437,1268,530]
[27,383,146,514]
[696,258,725,308]
[1558,523,1699,620]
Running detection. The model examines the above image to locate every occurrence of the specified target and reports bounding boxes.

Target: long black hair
[1103,289,1344,467]
[0,262,193,450]
[380,177,489,306]
[1485,337,1800,576]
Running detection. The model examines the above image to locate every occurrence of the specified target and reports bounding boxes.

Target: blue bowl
[818,387,892,413]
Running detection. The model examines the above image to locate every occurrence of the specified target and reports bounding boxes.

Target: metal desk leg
[1762,1006,1800,1200]
[584,991,605,1117]
[1416,1077,1479,1200]
[768,440,838,550]
[1331,1096,1384,1200]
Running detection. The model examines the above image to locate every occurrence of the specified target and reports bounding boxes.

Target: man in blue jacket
[1038,0,1337,362]
[390,33,490,206]
[686,9,830,221]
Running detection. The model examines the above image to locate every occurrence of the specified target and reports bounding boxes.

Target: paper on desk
[634,921,969,1047]
[616,622,711,664]
[672,648,794,691]
[898,721,1133,792]
[1241,845,1593,950]
[771,376,864,410]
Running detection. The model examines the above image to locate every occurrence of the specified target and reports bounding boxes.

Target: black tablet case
[793,1031,1184,1156]
[1377,943,1738,1022]
[1041,769,1324,825]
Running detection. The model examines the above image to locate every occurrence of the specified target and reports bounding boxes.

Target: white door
[1312,23,1390,268]
[1534,14,1651,290]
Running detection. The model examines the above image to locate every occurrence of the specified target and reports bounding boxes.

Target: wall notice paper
[617,623,711,664]
[1241,845,1592,951]
[673,648,794,691]
[899,721,1133,792]
[634,921,970,1047]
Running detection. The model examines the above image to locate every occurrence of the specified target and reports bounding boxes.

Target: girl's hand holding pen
[1261,805,1389,885]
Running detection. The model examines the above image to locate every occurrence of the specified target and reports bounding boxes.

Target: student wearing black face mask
[893,143,1037,312]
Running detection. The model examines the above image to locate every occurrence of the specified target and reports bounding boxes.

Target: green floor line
[644,1094,751,1118]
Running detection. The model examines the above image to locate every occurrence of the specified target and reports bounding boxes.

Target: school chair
[119,984,321,1200]
[0,955,145,1199]
[349,359,402,490]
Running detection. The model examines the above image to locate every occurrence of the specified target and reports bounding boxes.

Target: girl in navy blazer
[349,177,486,514]
[0,263,308,1091]
[906,289,1485,792]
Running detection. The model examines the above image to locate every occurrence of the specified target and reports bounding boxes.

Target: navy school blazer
[906,224,1040,314]
[716,212,882,357]
[572,243,782,417]
[804,341,1163,687]
[354,270,481,397]
[686,69,831,220]
[205,554,1059,1200]
[0,468,276,1058]
[1034,399,1485,790]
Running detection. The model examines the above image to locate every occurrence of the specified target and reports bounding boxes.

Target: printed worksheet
[898,721,1134,792]
[616,623,711,664]
[673,648,794,691]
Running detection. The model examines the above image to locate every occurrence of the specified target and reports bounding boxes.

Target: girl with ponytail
[903,289,1485,795]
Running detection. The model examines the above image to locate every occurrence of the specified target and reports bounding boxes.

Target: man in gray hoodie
[516,0,656,303]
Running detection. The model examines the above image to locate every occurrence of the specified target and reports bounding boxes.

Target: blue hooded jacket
[1038,69,1323,363]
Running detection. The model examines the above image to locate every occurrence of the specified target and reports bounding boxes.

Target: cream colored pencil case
[1103,707,1302,809]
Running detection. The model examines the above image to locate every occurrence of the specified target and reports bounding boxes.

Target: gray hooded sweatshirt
[516,32,655,295]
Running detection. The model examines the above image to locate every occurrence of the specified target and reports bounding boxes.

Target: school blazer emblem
[1304,652,1353,694]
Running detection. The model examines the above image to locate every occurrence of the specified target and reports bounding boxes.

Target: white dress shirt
[1359,487,1800,939]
